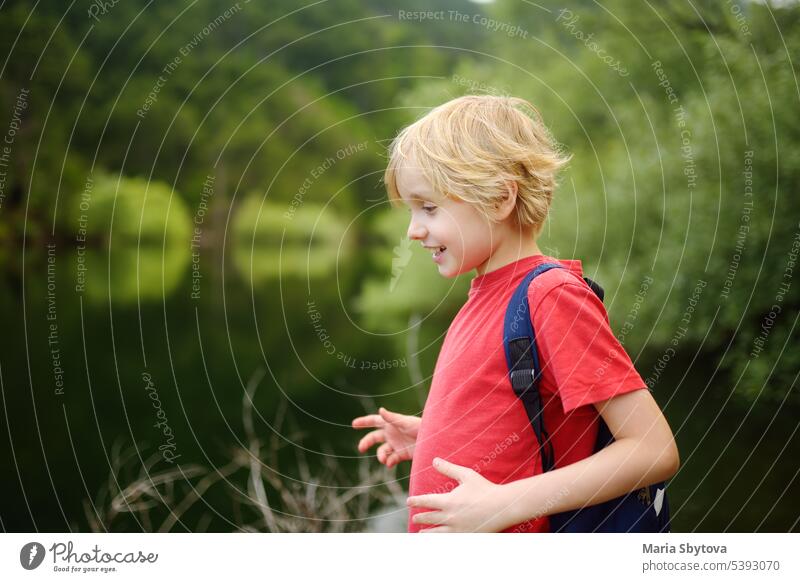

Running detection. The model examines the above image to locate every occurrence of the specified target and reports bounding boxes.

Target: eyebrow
[403,192,435,202]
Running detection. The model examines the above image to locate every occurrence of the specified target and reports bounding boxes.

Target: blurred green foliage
[1,0,797,408]
[366,0,800,406]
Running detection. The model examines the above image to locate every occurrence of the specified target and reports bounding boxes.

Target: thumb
[432,457,473,483]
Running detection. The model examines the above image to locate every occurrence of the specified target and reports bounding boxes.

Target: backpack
[502,262,671,532]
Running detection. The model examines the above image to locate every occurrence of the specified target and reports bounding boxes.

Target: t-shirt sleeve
[531,281,647,413]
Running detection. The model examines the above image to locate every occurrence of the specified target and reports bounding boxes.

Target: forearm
[499,437,678,527]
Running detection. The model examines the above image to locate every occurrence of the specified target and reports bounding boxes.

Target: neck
[475,226,543,277]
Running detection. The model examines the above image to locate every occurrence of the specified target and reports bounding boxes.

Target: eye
[422,205,437,214]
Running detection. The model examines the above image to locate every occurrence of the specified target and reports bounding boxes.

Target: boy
[352,95,679,533]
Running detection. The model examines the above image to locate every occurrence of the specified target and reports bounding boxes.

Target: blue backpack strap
[503,265,607,470]
[503,265,671,532]
[502,262,565,473]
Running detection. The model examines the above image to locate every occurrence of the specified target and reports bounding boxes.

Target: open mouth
[424,245,446,259]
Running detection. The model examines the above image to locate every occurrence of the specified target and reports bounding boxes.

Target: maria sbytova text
[644,543,727,556]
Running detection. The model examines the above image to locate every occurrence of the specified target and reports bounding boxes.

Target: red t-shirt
[407,254,647,533]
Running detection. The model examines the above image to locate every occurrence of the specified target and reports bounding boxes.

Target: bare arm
[500,388,680,526]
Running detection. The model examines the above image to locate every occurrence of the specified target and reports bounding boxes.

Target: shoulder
[526,265,592,304]
[525,267,609,328]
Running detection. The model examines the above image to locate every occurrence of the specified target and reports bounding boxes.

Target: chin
[438,259,470,278]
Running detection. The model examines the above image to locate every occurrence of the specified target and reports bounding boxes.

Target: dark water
[1,243,797,532]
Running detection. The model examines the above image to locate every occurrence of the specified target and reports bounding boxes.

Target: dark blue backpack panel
[502,262,671,533]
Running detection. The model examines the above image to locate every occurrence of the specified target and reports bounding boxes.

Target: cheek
[457,212,493,247]
[450,214,495,266]
[441,209,476,242]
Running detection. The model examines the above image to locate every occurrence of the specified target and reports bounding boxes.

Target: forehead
[395,157,437,201]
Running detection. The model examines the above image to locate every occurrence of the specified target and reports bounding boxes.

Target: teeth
[424,245,446,258]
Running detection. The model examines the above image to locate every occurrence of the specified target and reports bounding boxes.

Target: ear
[494,180,518,221]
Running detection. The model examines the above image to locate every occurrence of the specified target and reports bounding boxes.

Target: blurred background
[0,0,798,532]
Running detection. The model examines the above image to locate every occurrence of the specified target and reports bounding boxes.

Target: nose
[407,216,427,241]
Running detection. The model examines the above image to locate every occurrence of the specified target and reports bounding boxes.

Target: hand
[351,407,421,467]
[406,457,517,533]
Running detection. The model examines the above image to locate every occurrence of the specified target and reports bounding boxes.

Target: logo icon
[20,542,46,570]
[653,487,665,517]
[389,236,413,292]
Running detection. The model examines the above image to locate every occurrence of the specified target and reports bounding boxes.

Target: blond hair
[384,95,571,233]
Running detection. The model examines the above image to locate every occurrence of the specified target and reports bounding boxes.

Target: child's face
[396,159,497,278]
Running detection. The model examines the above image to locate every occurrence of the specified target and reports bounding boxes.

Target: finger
[357,429,385,453]
[380,407,418,431]
[386,449,408,468]
[378,407,403,424]
[351,414,384,429]
[431,457,473,483]
[377,442,393,464]
[412,510,446,526]
[385,450,403,468]
[419,526,452,533]
[407,494,447,510]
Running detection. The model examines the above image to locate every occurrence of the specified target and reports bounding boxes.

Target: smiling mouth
[424,245,447,258]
